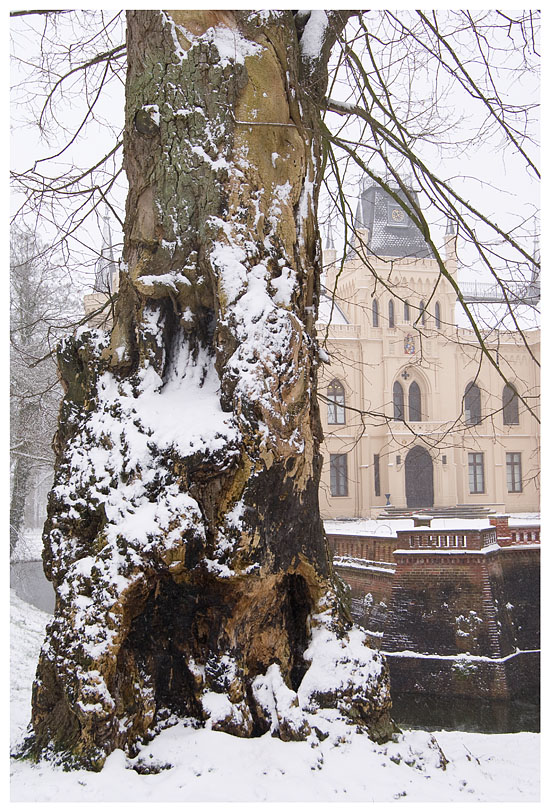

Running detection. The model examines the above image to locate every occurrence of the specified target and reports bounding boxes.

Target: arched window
[388,299,395,328]
[502,384,519,425]
[435,301,441,329]
[404,300,410,322]
[464,382,482,425]
[372,298,379,327]
[327,379,345,424]
[419,300,426,325]
[393,381,404,421]
[409,381,422,422]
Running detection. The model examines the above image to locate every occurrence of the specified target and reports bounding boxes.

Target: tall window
[506,453,522,493]
[393,381,405,421]
[408,381,422,422]
[435,301,441,329]
[468,452,485,494]
[502,384,519,425]
[388,299,395,328]
[464,383,482,425]
[404,300,410,322]
[330,453,348,497]
[372,298,379,327]
[419,300,426,325]
[327,379,345,425]
[373,454,381,497]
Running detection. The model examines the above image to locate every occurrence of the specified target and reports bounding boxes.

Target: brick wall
[386,652,533,701]
[381,545,540,701]
[330,525,540,701]
[497,547,540,649]
[327,533,400,563]
[382,549,513,657]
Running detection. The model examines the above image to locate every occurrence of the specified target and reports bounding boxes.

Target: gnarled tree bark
[24,10,394,769]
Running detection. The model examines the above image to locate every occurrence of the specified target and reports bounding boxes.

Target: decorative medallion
[404,334,415,355]
[391,207,405,223]
[387,202,407,226]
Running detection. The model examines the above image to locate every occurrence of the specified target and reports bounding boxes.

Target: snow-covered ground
[10,590,540,803]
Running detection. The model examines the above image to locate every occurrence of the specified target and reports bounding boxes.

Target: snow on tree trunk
[25,10,394,769]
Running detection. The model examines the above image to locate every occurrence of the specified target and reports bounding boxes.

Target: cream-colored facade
[317,184,540,519]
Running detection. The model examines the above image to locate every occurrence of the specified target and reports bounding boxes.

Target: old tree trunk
[25,10,394,768]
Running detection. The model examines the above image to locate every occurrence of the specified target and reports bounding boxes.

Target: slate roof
[354,182,434,259]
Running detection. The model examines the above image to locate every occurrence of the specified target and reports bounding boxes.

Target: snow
[10,590,540,802]
[455,300,540,332]
[298,612,387,707]
[317,293,349,324]
[162,11,262,68]
[300,10,330,62]
[135,270,191,291]
[10,528,43,562]
[508,512,541,527]
[325,517,498,538]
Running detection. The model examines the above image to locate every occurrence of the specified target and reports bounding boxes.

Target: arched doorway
[405,446,434,508]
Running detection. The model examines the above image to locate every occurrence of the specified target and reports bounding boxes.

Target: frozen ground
[10,589,540,804]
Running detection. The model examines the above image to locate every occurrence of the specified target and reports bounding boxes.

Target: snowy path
[10,590,539,803]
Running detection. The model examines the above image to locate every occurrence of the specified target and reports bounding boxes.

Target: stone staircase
[376,504,496,520]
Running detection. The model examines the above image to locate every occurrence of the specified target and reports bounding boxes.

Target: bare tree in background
[10,229,78,557]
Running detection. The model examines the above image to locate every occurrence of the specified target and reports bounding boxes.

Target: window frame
[374,453,381,497]
[327,379,346,425]
[464,382,482,426]
[393,380,405,421]
[388,299,395,328]
[506,452,522,493]
[372,298,379,327]
[330,453,349,497]
[468,452,485,494]
[502,384,519,426]
[408,381,422,422]
[419,300,426,326]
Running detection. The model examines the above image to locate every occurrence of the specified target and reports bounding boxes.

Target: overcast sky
[9,6,540,290]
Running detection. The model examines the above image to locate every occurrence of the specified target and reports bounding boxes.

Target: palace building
[317,181,540,519]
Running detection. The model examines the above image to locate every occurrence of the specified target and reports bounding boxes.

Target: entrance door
[405,446,434,508]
